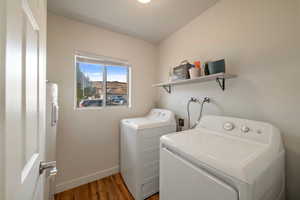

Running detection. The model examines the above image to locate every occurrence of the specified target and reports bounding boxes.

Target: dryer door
[160,147,239,200]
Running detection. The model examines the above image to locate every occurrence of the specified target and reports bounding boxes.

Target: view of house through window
[76,55,129,108]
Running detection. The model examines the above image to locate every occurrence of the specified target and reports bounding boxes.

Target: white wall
[47,13,157,192]
[157,0,300,199]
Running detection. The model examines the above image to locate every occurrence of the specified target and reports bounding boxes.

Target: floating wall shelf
[153,73,237,93]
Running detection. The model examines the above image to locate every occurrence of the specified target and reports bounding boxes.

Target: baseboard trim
[55,166,119,194]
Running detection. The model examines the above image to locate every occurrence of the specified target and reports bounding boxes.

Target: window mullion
[103,65,107,107]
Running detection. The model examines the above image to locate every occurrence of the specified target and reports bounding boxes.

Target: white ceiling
[48,0,219,43]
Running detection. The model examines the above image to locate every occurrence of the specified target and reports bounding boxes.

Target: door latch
[39,161,57,176]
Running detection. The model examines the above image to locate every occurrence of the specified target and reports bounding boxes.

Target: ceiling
[48,0,219,43]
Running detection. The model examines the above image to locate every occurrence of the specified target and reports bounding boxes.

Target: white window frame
[74,51,132,110]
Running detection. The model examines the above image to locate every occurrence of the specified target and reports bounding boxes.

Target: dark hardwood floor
[55,173,159,200]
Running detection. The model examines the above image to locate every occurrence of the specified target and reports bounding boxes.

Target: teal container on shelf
[208,59,225,74]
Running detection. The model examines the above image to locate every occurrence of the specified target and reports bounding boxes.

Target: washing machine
[160,115,285,200]
[121,109,176,200]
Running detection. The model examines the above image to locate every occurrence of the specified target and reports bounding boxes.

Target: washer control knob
[241,125,250,133]
[223,122,235,131]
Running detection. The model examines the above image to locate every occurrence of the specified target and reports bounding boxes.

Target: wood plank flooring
[55,173,159,200]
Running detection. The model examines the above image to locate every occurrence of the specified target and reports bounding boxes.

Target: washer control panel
[148,109,176,123]
[198,115,274,144]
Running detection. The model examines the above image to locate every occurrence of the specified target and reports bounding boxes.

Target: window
[75,54,130,109]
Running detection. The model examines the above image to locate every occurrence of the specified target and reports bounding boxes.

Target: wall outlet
[178,118,184,127]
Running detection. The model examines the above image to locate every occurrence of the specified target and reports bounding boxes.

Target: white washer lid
[122,109,176,130]
[161,128,275,184]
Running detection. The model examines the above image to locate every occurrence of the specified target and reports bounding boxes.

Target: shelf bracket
[216,77,225,91]
[163,85,171,93]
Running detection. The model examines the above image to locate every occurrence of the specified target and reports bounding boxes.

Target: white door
[2,0,48,200]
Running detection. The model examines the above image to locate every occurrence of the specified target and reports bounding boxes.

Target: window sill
[74,105,132,111]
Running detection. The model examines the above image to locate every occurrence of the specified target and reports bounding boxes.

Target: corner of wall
[152,43,161,108]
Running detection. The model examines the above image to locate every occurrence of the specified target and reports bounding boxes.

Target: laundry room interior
[1,0,299,200]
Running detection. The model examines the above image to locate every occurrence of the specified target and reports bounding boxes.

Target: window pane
[76,62,104,108]
[106,66,128,106]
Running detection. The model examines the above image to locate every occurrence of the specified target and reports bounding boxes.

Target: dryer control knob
[241,125,250,133]
[223,122,235,131]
